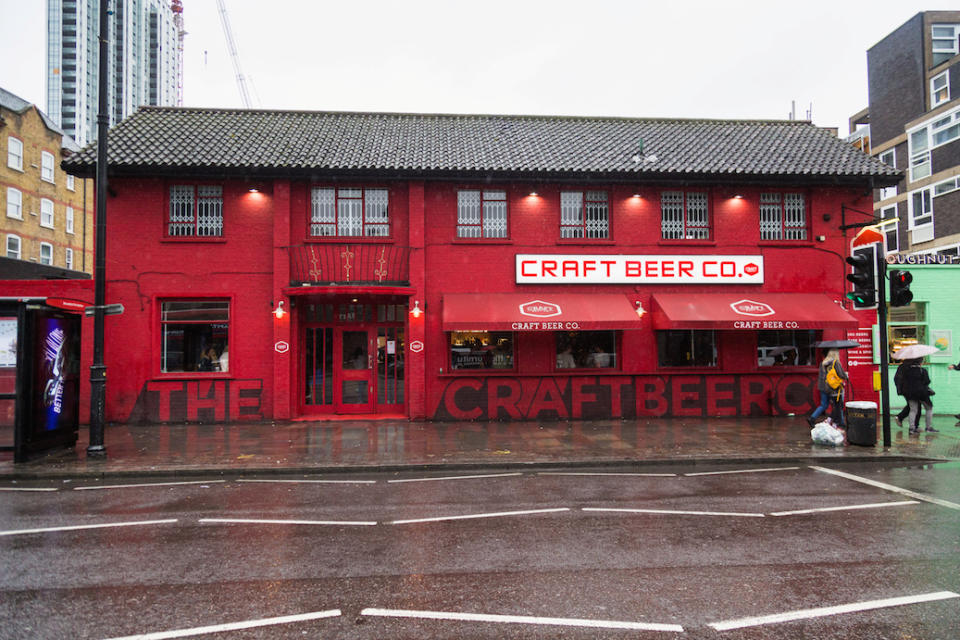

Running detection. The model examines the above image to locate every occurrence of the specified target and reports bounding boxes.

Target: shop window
[756,330,819,367]
[41,151,55,183]
[661,191,710,240]
[168,185,223,237]
[759,192,807,240]
[449,331,513,370]
[657,330,717,367]
[160,300,230,373]
[888,302,927,358]
[560,191,609,239]
[310,187,390,237]
[555,331,617,369]
[7,137,23,171]
[457,190,507,239]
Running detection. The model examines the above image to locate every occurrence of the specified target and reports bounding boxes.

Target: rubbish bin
[845,401,878,446]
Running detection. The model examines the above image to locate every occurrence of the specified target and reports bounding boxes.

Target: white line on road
[538,471,678,477]
[388,472,523,483]
[101,608,342,640]
[708,591,959,631]
[0,486,58,492]
[769,500,920,516]
[361,607,684,632]
[237,478,377,484]
[0,519,178,537]
[391,507,569,525]
[810,465,960,510]
[684,466,801,476]
[583,507,765,518]
[74,480,226,491]
[200,517,377,527]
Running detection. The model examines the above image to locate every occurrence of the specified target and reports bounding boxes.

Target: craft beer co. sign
[516,254,764,284]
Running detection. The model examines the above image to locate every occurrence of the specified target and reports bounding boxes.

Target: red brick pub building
[47,107,898,424]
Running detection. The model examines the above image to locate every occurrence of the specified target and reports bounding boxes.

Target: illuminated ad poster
[0,318,16,368]
[31,313,79,433]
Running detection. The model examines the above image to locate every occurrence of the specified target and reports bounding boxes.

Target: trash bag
[811,419,846,446]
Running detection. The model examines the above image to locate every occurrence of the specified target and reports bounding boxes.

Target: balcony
[289,244,410,286]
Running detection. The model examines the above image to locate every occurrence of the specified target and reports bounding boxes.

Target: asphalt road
[2,461,959,639]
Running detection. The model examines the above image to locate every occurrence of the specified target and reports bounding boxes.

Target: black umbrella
[814,340,860,349]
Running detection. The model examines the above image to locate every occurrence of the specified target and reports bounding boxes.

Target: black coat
[901,365,931,401]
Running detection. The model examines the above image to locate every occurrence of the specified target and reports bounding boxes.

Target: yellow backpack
[825,361,843,390]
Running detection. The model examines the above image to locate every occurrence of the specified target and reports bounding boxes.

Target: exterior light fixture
[410,300,423,318]
[732,194,744,199]
[273,300,286,319]
[632,193,641,198]
[529,191,538,197]
[635,301,646,318]
[248,187,260,193]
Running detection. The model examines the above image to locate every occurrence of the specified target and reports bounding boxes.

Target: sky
[0,0,941,134]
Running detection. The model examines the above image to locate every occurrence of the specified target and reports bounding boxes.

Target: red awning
[443,293,643,331]
[650,293,858,330]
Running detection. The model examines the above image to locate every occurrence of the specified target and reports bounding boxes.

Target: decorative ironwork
[289,244,411,286]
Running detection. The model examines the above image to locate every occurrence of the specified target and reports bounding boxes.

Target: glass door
[336,329,373,413]
[303,326,333,411]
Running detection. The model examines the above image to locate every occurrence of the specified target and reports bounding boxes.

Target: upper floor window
[661,191,710,240]
[66,174,75,191]
[7,137,23,171]
[759,192,807,240]
[310,187,389,237]
[65,248,74,270]
[457,190,507,239]
[878,149,897,200]
[910,188,933,228]
[6,188,22,220]
[909,129,931,181]
[169,185,223,237]
[66,206,75,234]
[6,235,21,260]
[932,23,960,66]
[40,199,54,228]
[41,151,55,183]
[931,72,950,108]
[560,191,609,239]
[880,205,899,253]
[39,242,53,265]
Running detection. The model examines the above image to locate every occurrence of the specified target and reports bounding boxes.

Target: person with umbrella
[902,357,936,433]
[808,348,848,427]
[948,358,960,422]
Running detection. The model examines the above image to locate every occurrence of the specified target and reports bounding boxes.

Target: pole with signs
[88,0,109,457]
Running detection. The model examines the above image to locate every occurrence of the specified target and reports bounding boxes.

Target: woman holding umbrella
[902,357,936,433]
[808,348,848,427]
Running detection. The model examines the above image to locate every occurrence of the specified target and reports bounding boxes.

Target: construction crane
[215,0,254,108]
[171,0,186,106]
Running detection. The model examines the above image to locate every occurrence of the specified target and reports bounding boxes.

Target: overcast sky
[0,0,938,134]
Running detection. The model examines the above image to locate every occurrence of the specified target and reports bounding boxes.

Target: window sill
[7,166,23,173]
[452,238,513,245]
[304,237,394,244]
[155,372,233,379]
[161,237,227,244]
[556,238,617,245]
[757,240,815,248]
[657,239,716,247]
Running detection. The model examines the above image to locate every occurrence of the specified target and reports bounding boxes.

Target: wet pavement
[3,413,959,479]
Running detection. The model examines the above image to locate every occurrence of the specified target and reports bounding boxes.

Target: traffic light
[889,269,913,307]
[846,245,878,309]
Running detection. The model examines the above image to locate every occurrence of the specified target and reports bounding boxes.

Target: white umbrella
[892,344,940,360]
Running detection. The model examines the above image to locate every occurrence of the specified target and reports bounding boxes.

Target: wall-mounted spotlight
[410,300,423,318]
[248,187,260,193]
[635,301,646,318]
[273,300,286,319]
[529,191,539,197]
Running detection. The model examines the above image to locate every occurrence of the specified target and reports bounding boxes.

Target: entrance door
[336,329,373,413]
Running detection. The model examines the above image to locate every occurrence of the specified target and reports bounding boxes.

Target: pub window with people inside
[657,330,717,367]
[160,300,230,373]
[756,330,820,367]
[555,331,617,369]
[449,331,514,370]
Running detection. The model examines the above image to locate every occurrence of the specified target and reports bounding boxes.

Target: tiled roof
[0,87,79,152]
[63,106,900,183]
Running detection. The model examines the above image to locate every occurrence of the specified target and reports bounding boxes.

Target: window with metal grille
[457,190,507,238]
[168,185,223,237]
[310,187,390,237]
[759,192,807,240]
[560,191,609,239]
[660,191,710,239]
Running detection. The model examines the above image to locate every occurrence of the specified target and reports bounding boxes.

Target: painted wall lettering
[432,375,816,420]
[128,379,264,423]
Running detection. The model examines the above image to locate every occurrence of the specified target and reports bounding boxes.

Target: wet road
[2,461,959,639]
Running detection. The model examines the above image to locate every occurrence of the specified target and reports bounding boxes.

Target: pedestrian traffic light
[889,269,913,307]
[846,245,877,309]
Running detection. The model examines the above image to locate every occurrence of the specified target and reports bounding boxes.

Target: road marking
[685,466,800,476]
[0,487,58,492]
[810,465,960,510]
[584,507,764,518]
[74,480,226,491]
[708,591,959,631]
[388,472,523,483]
[0,519,178,537]
[200,517,377,527]
[769,500,920,516]
[102,608,342,640]
[361,607,684,632]
[237,478,377,484]
[391,507,569,525]
[538,471,678,477]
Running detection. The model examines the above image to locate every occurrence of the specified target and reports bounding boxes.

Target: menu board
[847,328,874,367]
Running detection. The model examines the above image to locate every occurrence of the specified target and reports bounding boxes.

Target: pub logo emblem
[730,299,775,317]
[743,263,760,276]
[409,340,424,353]
[519,300,562,318]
